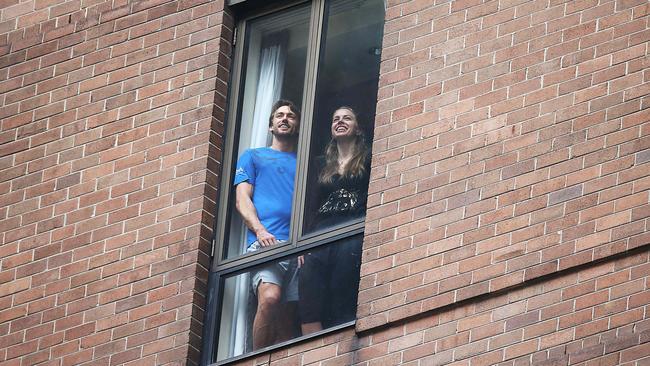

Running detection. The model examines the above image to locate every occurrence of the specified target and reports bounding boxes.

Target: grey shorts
[247,240,299,302]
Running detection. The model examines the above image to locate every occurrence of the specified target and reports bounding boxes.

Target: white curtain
[227,38,286,358]
[250,43,286,148]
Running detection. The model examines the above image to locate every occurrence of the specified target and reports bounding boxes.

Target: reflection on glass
[298,233,363,334]
[304,106,371,234]
[217,250,300,361]
[303,0,384,235]
[224,4,310,260]
[216,235,362,361]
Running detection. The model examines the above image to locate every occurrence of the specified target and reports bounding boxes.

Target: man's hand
[236,182,278,248]
[255,228,277,247]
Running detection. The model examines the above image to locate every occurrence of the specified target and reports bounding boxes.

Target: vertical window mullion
[212,20,248,269]
[291,0,326,244]
[200,271,222,365]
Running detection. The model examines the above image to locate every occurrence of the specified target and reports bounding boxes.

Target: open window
[203,0,384,363]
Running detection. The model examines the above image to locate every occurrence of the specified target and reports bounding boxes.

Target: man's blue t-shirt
[234,147,296,247]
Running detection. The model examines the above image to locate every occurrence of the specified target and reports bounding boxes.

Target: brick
[1,1,648,366]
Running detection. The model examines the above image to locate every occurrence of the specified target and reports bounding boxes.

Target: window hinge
[211,236,217,258]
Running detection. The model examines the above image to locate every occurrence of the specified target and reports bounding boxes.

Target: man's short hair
[269,100,301,127]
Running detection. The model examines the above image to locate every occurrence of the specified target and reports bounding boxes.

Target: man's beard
[272,130,298,141]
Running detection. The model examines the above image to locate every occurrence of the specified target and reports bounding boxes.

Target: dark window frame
[212,0,372,271]
[202,0,384,364]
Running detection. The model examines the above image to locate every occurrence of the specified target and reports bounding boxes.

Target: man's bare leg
[253,282,282,350]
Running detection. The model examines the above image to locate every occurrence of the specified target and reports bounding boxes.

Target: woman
[299,106,371,334]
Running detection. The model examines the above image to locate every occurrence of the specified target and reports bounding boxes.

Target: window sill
[208,321,356,366]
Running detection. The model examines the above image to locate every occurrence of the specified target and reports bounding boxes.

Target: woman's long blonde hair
[318,107,369,184]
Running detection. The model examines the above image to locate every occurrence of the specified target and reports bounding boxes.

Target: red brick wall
[0,0,232,364]
[230,250,650,366]
[1,0,648,365]
[359,0,649,331]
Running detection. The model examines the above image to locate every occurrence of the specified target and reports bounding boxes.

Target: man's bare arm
[235,182,277,247]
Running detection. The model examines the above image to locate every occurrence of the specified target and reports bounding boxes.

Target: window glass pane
[302,0,384,235]
[298,233,363,329]
[216,234,363,361]
[224,4,310,260]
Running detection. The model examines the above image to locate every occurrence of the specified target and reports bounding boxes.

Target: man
[233,99,300,350]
